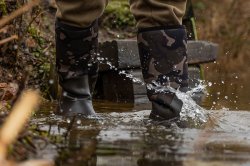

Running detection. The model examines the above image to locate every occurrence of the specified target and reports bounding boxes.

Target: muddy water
[32,71,250,166]
[203,72,250,111]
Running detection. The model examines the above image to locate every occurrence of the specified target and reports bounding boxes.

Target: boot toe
[150,101,180,121]
[57,97,96,117]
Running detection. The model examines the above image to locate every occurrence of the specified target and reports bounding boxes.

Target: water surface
[32,70,250,166]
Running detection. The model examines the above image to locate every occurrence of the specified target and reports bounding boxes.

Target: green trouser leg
[129,0,187,29]
[56,0,108,28]
[56,0,186,29]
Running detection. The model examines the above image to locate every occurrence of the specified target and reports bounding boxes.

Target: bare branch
[0,35,18,45]
[0,90,40,160]
[0,0,41,28]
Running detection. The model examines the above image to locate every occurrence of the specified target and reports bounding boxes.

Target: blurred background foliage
[103,0,250,74]
[1,0,249,101]
[193,0,250,75]
[104,1,135,29]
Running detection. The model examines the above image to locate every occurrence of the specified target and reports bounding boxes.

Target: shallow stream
[32,69,250,166]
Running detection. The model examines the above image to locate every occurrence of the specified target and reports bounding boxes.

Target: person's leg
[130,0,186,29]
[129,0,188,120]
[55,0,108,116]
[56,0,108,28]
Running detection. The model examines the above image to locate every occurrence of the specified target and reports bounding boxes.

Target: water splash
[119,70,145,85]
[146,80,208,123]
[177,89,207,123]
[97,56,208,124]
[97,56,117,70]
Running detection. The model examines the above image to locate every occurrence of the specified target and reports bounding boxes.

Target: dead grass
[193,0,250,73]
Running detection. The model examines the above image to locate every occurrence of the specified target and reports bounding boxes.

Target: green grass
[0,0,7,15]
[103,0,136,29]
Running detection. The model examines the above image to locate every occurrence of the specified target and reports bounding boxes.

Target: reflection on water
[31,68,250,166]
[32,104,250,166]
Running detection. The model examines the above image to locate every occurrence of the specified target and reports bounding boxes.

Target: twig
[64,116,76,139]
[26,10,46,33]
[42,42,52,54]
[0,35,18,45]
[0,26,8,34]
[11,67,31,106]
[0,90,40,160]
[0,0,41,28]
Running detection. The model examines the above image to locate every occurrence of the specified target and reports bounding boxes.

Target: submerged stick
[0,35,18,45]
[0,0,40,28]
[0,90,40,160]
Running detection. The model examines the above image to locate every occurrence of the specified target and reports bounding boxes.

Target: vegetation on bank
[0,1,54,162]
[193,0,250,74]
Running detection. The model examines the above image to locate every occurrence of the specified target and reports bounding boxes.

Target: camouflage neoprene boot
[137,26,189,121]
[55,20,99,117]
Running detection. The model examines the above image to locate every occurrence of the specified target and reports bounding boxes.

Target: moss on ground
[104,1,135,29]
[0,0,7,16]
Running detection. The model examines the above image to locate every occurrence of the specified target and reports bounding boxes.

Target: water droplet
[49,79,54,84]
[63,92,67,96]
[13,45,18,50]
[66,119,71,123]
[225,96,228,99]
[76,120,81,125]
[208,82,213,87]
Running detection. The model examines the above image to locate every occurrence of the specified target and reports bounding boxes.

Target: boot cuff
[138,25,185,33]
[55,19,98,38]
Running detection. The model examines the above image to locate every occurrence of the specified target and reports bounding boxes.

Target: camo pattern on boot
[137,26,188,120]
[55,20,99,116]
[56,20,99,82]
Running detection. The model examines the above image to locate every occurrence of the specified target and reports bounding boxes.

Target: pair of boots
[56,20,188,120]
